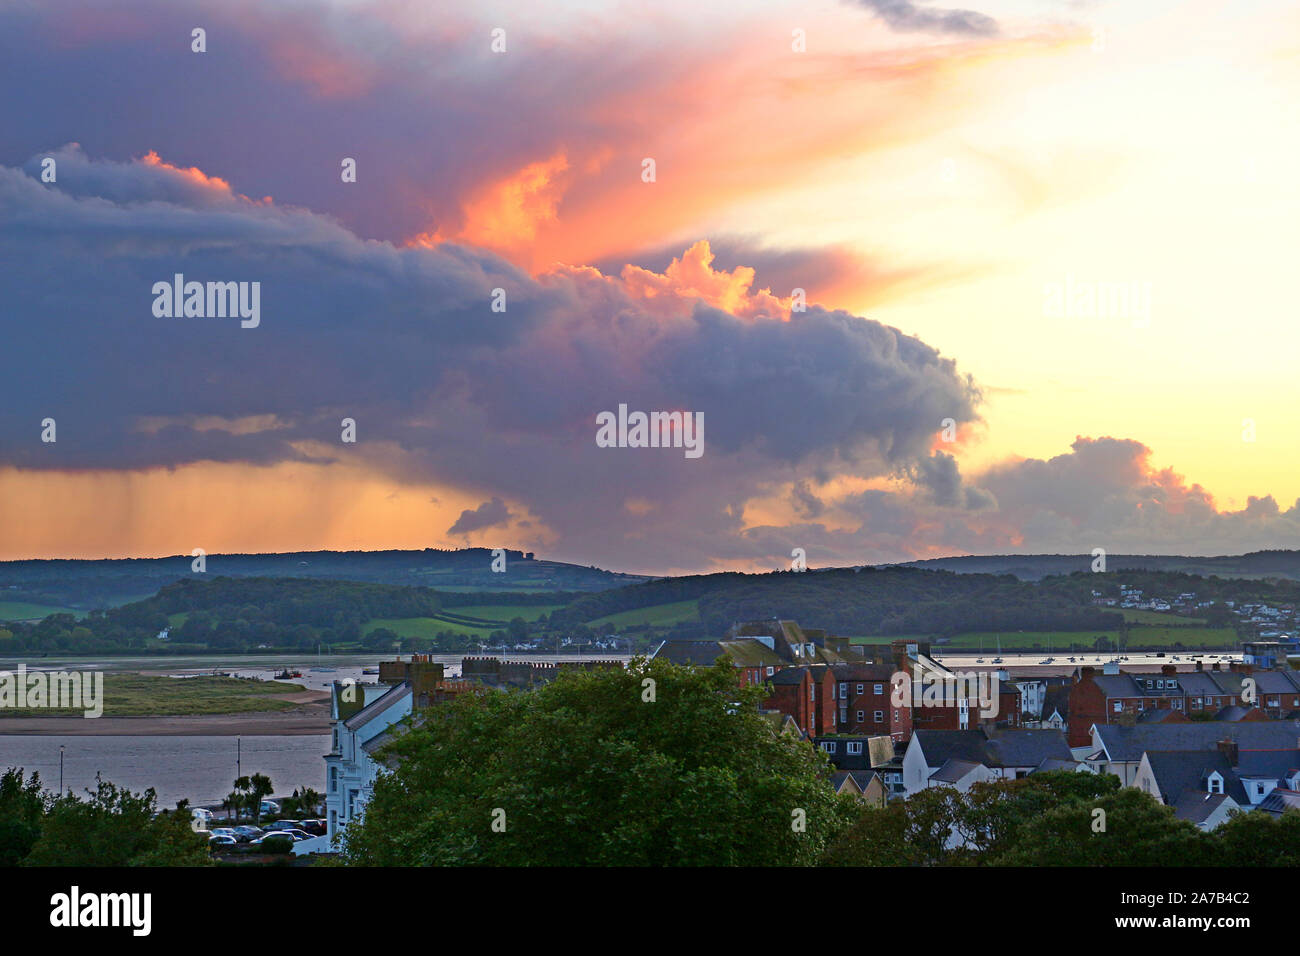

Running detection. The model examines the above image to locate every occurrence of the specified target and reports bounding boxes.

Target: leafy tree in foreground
[342,657,856,865]
[992,787,1209,866]
[1211,806,1300,866]
[0,769,48,866]
[23,775,210,867]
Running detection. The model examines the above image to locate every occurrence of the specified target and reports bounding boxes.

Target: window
[810,684,815,701]
[847,742,863,755]
[873,683,883,695]
[1193,697,1202,708]
[856,710,864,722]
[329,767,338,792]
[1113,701,1123,712]
[766,666,774,677]
[1156,679,1164,688]
[840,708,848,723]
[1208,774,1223,794]
[856,683,864,695]
[839,682,848,699]
[820,742,837,753]
[1172,699,1182,710]
[873,710,884,722]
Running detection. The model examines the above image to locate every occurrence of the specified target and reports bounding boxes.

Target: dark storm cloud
[0,150,982,571]
[448,497,513,536]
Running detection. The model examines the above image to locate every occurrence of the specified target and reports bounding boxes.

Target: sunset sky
[2,0,1298,573]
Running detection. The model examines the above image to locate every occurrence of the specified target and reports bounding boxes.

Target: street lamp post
[59,745,64,795]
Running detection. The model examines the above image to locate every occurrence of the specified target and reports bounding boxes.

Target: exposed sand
[0,690,331,736]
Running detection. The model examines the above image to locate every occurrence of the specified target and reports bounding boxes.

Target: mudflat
[0,691,331,735]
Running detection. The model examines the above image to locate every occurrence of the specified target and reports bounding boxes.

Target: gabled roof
[913,728,1072,770]
[983,728,1073,767]
[1142,750,1248,805]
[343,681,411,732]
[929,758,983,784]
[1032,757,1080,774]
[1171,790,1236,825]
[1177,672,1223,697]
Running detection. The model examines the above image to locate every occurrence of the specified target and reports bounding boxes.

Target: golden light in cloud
[0,463,550,561]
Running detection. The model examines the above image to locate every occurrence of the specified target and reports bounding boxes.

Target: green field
[589,599,701,629]
[0,602,82,622]
[365,616,495,640]
[451,604,563,623]
[1120,609,1207,625]
[1125,626,1238,648]
[0,674,308,717]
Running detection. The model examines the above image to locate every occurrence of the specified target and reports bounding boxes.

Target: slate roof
[1032,757,1080,774]
[344,681,411,732]
[1177,672,1225,697]
[913,728,1072,770]
[831,662,896,682]
[1094,721,1300,762]
[1172,790,1236,826]
[832,770,881,793]
[1143,750,1248,805]
[1213,705,1263,722]
[1257,789,1300,815]
[983,728,1074,767]
[929,758,984,784]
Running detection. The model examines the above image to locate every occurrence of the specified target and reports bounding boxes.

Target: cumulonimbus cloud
[0,148,983,571]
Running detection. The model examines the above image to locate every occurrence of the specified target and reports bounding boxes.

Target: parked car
[208,827,238,840]
[233,825,264,842]
[250,833,295,848]
[263,819,303,832]
[207,834,238,846]
[277,828,313,841]
[298,819,326,836]
[259,800,280,816]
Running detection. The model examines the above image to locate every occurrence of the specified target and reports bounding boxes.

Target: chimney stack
[1161,664,1177,676]
[1217,738,1239,767]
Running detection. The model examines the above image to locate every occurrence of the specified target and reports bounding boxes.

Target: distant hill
[0,548,648,612]
[894,550,1300,581]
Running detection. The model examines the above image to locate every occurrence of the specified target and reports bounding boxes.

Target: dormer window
[1207,772,1224,794]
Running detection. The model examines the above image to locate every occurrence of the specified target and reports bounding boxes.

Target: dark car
[298,819,326,836]
[262,820,303,832]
